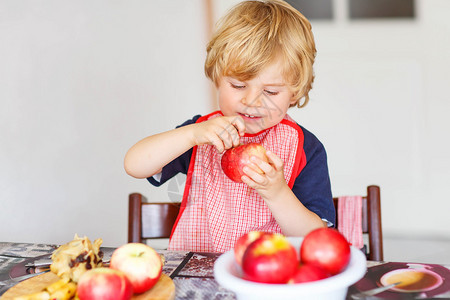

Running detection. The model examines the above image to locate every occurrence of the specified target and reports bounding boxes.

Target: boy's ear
[289,94,298,106]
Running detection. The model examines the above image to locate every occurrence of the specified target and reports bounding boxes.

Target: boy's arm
[124,124,198,179]
[124,115,245,179]
[264,185,327,236]
[242,152,326,236]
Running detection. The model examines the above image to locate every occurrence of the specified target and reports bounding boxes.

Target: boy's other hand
[241,150,288,200]
[192,116,245,153]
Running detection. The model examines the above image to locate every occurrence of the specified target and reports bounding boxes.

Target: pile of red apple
[77,243,163,300]
[234,228,351,284]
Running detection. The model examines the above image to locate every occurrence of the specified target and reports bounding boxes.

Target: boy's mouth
[239,113,262,120]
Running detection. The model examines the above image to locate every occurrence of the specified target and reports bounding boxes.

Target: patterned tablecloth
[0,243,56,295]
[2,242,449,299]
[0,242,236,299]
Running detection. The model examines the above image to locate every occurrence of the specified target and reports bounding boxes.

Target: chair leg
[128,193,142,243]
[367,185,383,261]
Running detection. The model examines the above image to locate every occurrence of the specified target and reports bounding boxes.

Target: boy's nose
[241,92,262,107]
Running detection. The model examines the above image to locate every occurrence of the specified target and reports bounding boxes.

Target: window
[286,0,334,20]
[349,0,415,19]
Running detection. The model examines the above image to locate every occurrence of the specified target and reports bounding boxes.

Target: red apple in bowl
[289,264,330,283]
[300,228,351,275]
[241,233,298,284]
[221,143,269,183]
[77,267,133,300]
[110,243,163,294]
[234,231,268,266]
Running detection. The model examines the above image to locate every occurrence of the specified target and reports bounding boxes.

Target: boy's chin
[243,124,270,135]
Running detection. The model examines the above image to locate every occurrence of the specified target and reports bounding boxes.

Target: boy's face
[217,59,297,134]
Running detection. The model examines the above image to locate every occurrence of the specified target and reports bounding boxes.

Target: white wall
[0,0,211,246]
[292,0,450,239]
[1,0,449,248]
[213,1,450,241]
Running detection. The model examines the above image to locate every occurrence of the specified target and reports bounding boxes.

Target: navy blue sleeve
[147,115,201,187]
[292,126,336,226]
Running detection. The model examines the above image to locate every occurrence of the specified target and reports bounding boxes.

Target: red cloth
[168,111,305,252]
[337,195,364,249]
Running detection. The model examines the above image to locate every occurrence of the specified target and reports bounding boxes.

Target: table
[1,242,449,299]
[0,242,234,299]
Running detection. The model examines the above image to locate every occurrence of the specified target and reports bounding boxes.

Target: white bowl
[214,237,366,300]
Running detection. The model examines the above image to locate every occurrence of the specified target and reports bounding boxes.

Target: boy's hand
[241,151,289,201]
[192,116,245,153]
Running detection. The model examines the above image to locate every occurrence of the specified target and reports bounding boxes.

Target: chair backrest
[128,193,181,243]
[333,185,383,261]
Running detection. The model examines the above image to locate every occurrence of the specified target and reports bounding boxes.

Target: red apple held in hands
[110,243,163,294]
[242,233,299,284]
[300,228,351,275]
[234,231,268,266]
[221,143,269,183]
[77,267,133,300]
[289,264,330,284]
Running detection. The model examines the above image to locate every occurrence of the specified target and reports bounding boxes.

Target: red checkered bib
[168,111,306,252]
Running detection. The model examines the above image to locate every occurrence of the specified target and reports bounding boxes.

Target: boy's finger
[226,123,241,147]
[250,156,273,175]
[246,161,265,175]
[216,124,236,149]
[243,166,266,185]
[230,116,246,136]
[265,151,284,170]
[221,131,234,149]
[210,135,225,153]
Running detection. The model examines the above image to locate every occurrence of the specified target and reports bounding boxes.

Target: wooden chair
[333,185,383,261]
[128,193,181,244]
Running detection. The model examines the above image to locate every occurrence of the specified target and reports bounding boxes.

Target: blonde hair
[205,0,316,107]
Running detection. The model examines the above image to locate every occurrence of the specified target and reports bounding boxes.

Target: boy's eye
[230,83,245,89]
[264,89,279,96]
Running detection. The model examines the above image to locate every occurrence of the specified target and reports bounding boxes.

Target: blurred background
[1,0,449,263]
